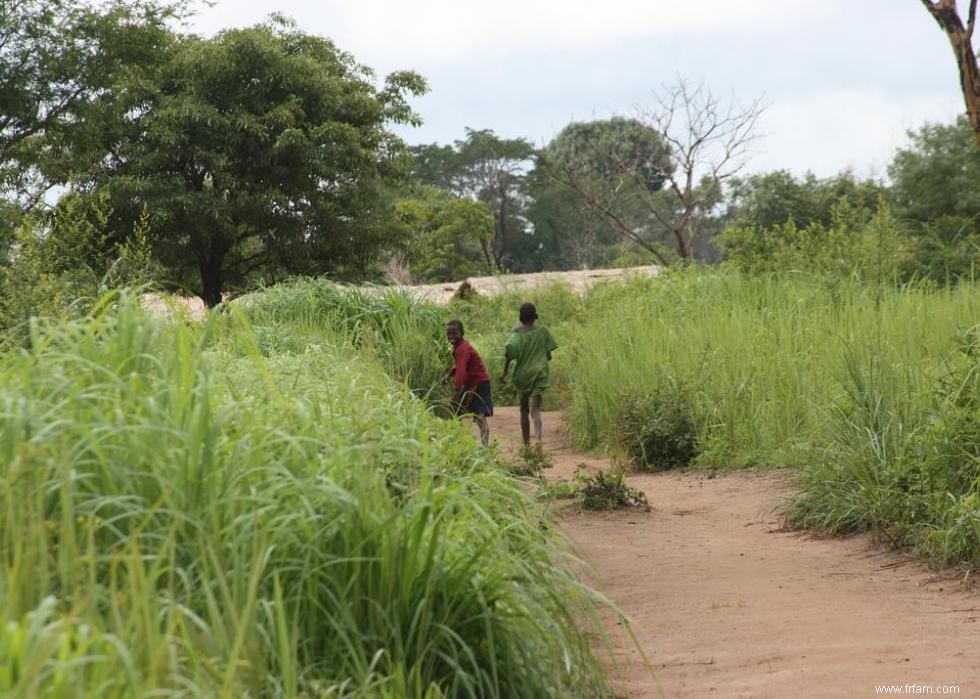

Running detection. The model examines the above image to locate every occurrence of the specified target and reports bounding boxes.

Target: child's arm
[500,356,512,383]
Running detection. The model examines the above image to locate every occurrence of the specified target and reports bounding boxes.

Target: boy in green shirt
[500,302,558,445]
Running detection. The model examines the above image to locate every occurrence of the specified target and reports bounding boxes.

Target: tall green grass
[0,291,611,697]
[565,267,980,565]
[237,278,451,403]
[787,324,980,565]
[566,269,979,468]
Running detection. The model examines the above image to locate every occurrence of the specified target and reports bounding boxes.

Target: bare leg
[519,394,531,445]
[474,415,490,447]
[530,394,543,443]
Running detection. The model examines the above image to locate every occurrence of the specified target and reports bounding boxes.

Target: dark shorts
[456,381,493,417]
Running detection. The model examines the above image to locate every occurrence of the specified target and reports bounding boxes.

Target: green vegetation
[562,268,980,565]
[236,277,450,402]
[86,18,426,307]
[566,270,978,466]
[389,187,494,283]
[4,0,980,689]
[510,443,554,477]
[612,386,700,471]
[787,325,980,566]
[408,129,537,275]
[0,290,610,697]
[0,191,156,347]
[571,466,650,512]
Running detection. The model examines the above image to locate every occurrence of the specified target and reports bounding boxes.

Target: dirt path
[492,407,980,699]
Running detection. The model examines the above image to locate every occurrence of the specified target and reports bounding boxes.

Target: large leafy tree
[91,18,426,306]
[0,0,181,203]
[389,187,493,283]
[889,116,980,221]
[409,129,536,272]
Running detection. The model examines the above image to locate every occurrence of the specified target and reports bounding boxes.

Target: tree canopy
[88,18,427,306]
[725,170,889,231]
[542,117,673,263]
[889,115,980,223]
[409,129,536,272]
[390,187,493,283]
[888,115,980,281]
[543,82,763,264]
[0,0,182,203]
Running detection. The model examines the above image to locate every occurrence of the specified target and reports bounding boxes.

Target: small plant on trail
[573,465,650,511]
[510,443,553,476]
[613,388,699,470]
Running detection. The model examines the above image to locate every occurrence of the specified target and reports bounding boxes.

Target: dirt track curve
[492,407,980,699]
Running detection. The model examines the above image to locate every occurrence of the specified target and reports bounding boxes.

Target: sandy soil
[391,265,662,305]
[491,406,980,699]
[139,265,661,318]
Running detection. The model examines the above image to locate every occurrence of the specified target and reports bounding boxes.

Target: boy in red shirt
[445,319,493,446]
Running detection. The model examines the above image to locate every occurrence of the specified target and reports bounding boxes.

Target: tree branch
[921,0,980,144]
[548,164,672,266]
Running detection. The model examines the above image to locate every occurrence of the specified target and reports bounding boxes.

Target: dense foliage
[0,0,181,199]
[0,291,611,697]
[87,19,426,306]
[557,270,980,567]
[408,129,537,273]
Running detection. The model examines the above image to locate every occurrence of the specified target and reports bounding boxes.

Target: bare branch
[637,78,765,257]
[546,163,672,265]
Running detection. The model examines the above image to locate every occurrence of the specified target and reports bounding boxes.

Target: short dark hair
[447,319,464,335]
[519,303,537,324]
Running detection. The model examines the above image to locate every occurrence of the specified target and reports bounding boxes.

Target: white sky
[183,0,968,180]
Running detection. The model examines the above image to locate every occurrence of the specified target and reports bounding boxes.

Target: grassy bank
[0,291,610,697]
[564,268,980,565]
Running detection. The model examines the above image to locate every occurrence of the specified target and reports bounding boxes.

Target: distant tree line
[1,0,978,331]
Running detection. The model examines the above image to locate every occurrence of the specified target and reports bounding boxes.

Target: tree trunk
[495,187,508,270]
[479,238,495,271]
[198,240,226,308]
[672,226,692,260]
[921,0,980,146]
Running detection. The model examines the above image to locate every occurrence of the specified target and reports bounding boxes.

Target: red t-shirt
[452,339,490,390]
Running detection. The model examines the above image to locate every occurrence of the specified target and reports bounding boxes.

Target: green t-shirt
[504,326,558,396]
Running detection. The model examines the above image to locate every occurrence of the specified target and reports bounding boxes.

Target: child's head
[519,303,538,325]
[446,319,464,344]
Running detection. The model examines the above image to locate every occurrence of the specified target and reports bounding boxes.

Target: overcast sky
[184,0,967,180]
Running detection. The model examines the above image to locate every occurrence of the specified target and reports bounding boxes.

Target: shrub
[510,442,553,476]
[613,388,699,470]
[572,465,649,511]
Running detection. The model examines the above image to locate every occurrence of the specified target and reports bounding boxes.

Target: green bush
[510,442,553,477]
[0,192,157,346]
[572,466,649,511]
[718,199,912,283]
[613,388,699,471]
[786,327,980,566]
